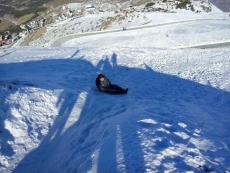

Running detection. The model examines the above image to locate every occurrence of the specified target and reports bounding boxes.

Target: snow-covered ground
[1,5,230,173]
[25,4,230,48]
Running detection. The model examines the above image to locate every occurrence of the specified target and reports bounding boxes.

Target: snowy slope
[1,9,230,173]
[26,9,230,47]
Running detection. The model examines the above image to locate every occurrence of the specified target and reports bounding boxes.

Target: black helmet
[98,74,105,78]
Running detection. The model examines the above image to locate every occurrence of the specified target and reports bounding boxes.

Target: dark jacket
[95,74,111,92]
[95,74,128,95]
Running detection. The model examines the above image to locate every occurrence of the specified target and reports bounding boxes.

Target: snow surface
[27,8,230,48]
[1,7,230,173]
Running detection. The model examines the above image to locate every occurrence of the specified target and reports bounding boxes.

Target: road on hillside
[52,18,230,49]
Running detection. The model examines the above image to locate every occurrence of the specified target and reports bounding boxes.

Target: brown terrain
[0,0,86,34]
[0,0,142,34]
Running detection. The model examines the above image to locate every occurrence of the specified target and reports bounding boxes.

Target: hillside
[0,7,230,173]
[0,0,83,33]
[0,0,214,36]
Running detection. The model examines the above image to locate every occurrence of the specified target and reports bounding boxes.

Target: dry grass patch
[20,27,47,46]
[0,13,35,32]
[46,0,84,8]
[132,0,150,6]
[0,19,14,32]
[99,14,126,30]
[100,17,114,30]
[17,13,35,25]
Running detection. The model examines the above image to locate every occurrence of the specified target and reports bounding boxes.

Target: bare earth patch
[17,13,35,25]
[20,27,47,46]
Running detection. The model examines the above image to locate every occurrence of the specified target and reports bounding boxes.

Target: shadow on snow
[0,49,229,172]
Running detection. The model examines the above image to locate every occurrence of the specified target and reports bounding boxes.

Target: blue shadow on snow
[0,48,229,172]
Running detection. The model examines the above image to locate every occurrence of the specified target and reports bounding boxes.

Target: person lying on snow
[96,74,128,95]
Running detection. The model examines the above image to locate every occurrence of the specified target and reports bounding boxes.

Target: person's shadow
[111,52,117,68]
[0,49,229,173]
